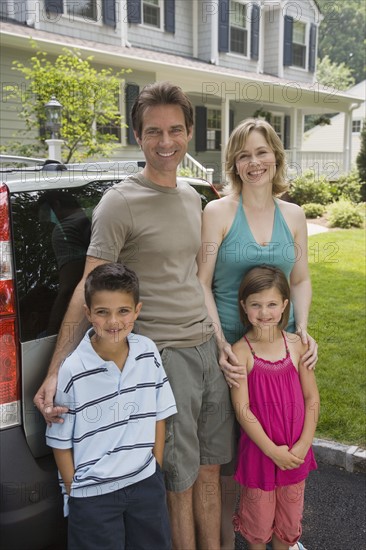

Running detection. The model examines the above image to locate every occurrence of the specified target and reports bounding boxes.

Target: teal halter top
[212,196,297,344]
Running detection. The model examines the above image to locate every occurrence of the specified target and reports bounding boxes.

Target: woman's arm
[153,420,166,467]
[287,204,318,369]
[230,343,304,471]
[197,201,245,387]
[290,350,320,459]
[53,448,75,495]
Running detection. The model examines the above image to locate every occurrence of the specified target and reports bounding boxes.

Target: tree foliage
[6,42,131,162]
[317,0,365,84]
[316,55,355,91]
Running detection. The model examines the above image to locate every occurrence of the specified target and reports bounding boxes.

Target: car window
[191,183,218,207]
[11,180,115,342]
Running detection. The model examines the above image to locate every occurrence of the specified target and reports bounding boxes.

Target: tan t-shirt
[87,174,214,349]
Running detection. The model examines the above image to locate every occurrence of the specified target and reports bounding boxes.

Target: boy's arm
[52,448,75,495]
[231,342,304,471]
[290,355,320,459]
[153,419,166,467]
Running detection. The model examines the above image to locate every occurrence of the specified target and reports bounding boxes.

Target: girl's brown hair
[225,118,288,196]
[238,265,290,330]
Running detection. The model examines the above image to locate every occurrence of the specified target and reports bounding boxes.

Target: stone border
[313,438,366,474]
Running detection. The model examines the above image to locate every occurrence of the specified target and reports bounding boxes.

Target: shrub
[178,167,196,177]
[330,170,362,203]
[327,199,364,228]
[302,203,326,218]
[288,170,333,206]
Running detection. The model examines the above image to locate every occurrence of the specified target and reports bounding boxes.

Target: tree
[5,42,131,162]
[316,55,355,91]
[317,0,365,84]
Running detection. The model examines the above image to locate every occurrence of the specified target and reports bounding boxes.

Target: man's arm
[34,256,109,425]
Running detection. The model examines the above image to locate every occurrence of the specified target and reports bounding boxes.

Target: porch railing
[285,151,345,180]
[180,153,214,184]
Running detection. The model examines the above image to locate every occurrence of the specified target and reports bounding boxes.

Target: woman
[197,118,317,550]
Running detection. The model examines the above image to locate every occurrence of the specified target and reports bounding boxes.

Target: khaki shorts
[161,337,235,492]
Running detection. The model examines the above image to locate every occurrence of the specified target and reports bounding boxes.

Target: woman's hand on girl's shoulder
[296,329,318,370]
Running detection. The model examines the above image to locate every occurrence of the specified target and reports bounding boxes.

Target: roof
[1,20,362,112]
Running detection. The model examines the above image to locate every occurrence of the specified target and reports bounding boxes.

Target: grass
[307,229,366,447]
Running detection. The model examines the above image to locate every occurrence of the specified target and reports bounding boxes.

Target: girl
[231,265,319,550]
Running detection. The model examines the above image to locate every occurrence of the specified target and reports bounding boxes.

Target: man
[35,82,234,550]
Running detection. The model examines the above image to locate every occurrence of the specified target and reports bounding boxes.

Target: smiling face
[135,104,193,185]
[241,287,288,329]
[235,129,277,188]
[85,289,142,347]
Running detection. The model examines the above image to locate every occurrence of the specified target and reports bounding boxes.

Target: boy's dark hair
[238,265,290,330]
[84,263,140,307]
[131,81,194,138]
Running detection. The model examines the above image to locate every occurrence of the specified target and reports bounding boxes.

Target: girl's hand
[290,439,311,461]
[218,342,246,388]
[270,445,305,470]
[297,328,318,370]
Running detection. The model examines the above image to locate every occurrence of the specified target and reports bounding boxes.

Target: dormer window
[292,21,306,68]
[284,16,317,72]
[143,0,161,28]
[65,0,98,21]
[230,1,248,56]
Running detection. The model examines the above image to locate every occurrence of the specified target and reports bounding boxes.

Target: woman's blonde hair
[224,118,288,196]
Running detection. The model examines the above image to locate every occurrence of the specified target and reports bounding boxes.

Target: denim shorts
[161,336,235,492]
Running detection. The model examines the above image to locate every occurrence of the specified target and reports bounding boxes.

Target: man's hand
[218,342,246,388]
[297,329,318,370]
[33,372,68,427]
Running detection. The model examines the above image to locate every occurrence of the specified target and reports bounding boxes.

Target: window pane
[293,21,306,44]
[207,110,221,150]
[230,1,247,28]
[143,0,160,26]
[230,28,248,55]
[352,120,361,133]
[293,44,306,67]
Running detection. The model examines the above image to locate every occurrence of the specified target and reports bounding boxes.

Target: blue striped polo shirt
[46,330,177,511]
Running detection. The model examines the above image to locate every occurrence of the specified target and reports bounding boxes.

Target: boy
[46,263,176,550]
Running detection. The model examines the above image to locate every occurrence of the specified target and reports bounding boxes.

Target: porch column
[343,110,352,173]
[291,107,298,166]
[221,96,230,183]
[258,4,264,74]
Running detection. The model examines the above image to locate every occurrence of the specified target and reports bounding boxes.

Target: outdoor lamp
[44,95,63,139]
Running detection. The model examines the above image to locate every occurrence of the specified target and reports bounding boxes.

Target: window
[352,120,362,133]
[230,1,248,56]
[65,0,98,21]
[207,109,221,151]
[143,0,161,28]
[96,91,122,142]
[292,21,306,68]
[271,115,284,142]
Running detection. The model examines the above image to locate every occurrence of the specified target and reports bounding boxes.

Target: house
[302,80,365,173]
[1,0,363,182]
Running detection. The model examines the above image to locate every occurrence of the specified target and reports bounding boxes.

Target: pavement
[307,221,330,236]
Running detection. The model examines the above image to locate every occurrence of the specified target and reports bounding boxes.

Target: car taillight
[0,183,21,429]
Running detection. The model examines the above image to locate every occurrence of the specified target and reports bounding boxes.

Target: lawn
[307,228,366,447]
